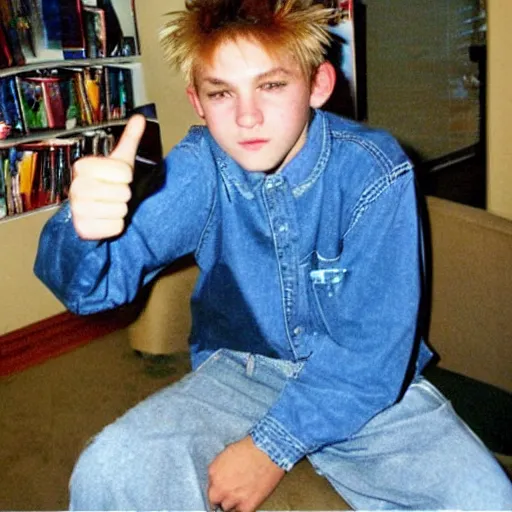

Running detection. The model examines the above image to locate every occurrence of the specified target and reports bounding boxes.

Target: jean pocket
[410,376,449,406]
[193,348,225,372]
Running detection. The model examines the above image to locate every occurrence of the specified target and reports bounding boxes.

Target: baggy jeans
[69,349,512,510]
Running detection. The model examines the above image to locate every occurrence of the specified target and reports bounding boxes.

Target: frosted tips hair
[160,0,334,82]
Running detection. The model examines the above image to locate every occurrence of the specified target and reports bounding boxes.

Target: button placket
[264,176,305,358]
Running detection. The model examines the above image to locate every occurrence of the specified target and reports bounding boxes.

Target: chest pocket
[301,250,349,339]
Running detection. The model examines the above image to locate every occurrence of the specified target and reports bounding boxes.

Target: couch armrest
[128,261,198,355]
[426,196,512,392]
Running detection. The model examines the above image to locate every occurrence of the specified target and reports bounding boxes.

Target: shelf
[0,117,158,149]
[0,119,128,149]
[0,204,60,225]
[0,56,141,79]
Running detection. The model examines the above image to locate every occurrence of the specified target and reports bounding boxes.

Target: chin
[235,155,286,174]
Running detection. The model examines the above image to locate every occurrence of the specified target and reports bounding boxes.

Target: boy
[34,1,512,510]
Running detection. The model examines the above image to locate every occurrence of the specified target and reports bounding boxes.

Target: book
[39,0,62,49]
[0,76,25,137]
[18,149,37,211]
[72,68,94,125]
[4,23,27,67]
[83,66,104,122]
[43,76,67,128]
[28,76,67,129]
[17,76,49,131]
[106,62,146,119]
[0,23,13,68]
[26,0,64,64]
[0,151,7,218]
[2,149,16,215]
[55,70,81,129]
[96,0,124,56]
[58,0,86,59]
[13,0,36,63]
[6,147,23,214]
[83,6,107,59]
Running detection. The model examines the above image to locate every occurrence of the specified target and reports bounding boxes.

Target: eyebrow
[202,67,294,87]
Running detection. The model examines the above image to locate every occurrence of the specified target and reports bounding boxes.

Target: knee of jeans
[70,422,133,490]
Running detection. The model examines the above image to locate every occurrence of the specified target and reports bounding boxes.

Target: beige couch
[128,196,512,509]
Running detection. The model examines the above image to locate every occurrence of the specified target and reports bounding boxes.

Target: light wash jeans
[70,349,512,510]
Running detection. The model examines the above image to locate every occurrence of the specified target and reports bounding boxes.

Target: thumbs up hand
[69,114,146,240]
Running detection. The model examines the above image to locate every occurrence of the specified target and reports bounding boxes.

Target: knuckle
[73,218,95,240]
[70,200,88,217]
[119,183,132,202]
[73,156,99,175]
[119,202,129,218]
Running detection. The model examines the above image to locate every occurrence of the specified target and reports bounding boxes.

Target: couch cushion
[423,365,512,455]
[262,458,350,510]
[426,196,512,392]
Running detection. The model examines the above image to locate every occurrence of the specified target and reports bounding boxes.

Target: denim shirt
[34,109,433,470]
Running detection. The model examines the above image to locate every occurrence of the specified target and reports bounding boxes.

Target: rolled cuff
[249,415,308,471]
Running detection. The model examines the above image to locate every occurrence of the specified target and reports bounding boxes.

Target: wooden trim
[0,308,138,377]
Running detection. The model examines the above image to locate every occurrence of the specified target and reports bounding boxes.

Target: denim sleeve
[34,143,215,314]
[250,173,424,470]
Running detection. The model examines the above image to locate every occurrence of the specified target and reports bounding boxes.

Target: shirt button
[278,224,288,233]
[293,326,303,336]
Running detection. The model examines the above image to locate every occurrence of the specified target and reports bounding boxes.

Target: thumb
[110,114,146,166]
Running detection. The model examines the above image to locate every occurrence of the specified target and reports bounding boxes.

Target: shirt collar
[206,109,331,198]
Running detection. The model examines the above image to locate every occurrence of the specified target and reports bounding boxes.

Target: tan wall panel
[487,0,512,220]
[0,209,65,335]
[135,0,199,153]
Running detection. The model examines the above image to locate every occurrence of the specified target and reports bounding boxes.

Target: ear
[309,60,336,109]
[186,85,205,119]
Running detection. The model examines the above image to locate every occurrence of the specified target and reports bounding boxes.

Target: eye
[260,81,287,91]
[206,90,230,100]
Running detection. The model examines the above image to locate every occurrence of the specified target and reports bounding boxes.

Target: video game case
[0,23,13,68]
[83,6,107,59]
[0,76,26,138]
[26,0,64,64]
[39,77,67,129]
[0,150,7,218]
[105,62,147,119]
[58,0,86,59]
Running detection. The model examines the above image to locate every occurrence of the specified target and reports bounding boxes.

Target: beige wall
[0,0,198,336]
[0,209,65,334]
[135,0,199,153]
[487,0,512,220]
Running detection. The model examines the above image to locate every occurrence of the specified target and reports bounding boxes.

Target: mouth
[239,139,269,151]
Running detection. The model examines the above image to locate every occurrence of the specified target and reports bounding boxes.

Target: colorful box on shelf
[0,60,146,142]
[0,0,140,71]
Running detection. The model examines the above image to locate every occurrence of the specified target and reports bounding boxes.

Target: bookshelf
[0,111,139,148]
[0,0,148,222]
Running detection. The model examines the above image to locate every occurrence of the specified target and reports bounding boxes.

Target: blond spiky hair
[160,0,334,83]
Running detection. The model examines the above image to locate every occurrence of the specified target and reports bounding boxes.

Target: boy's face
[187,38,334,173]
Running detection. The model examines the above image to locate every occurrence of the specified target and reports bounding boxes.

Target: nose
[236,95,263,128]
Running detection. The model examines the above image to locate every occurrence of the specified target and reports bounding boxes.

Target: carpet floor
[0,329,190,510]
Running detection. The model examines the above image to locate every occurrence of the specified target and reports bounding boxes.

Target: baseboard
[0,307,138,377]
